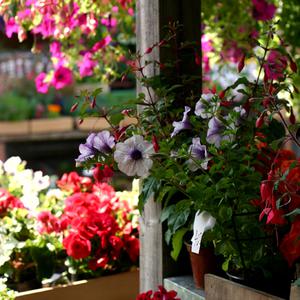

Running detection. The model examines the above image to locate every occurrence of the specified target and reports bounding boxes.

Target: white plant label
[191,211,216,254]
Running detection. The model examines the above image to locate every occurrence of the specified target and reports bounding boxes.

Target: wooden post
[137,0,201,292]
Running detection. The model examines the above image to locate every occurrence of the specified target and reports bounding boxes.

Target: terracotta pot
[185,242,216,289]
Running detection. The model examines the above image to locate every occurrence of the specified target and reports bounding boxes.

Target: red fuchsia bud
[70,102,78,112]
[114,126,128,141]
[91,97,96,109]
[121,74,127,82]
[290,107,296,124]
[159,63,166,70]
[145,47,153,54]
[152,135,159,152]
[262,97,271,108]
[220,101,232,107]
[290,59,298,73]
[121,109,131,116]
[238,54,245,73]
[268,84,276,95]
[195,52,201,66]
[158,39,166,47]
[211,86,217,94]
[93,163,114,183]
[219,90,226,99]
[256,113,265,128]
[79,118,84,125]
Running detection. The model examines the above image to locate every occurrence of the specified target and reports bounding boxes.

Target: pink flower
[91,35,112,53]
[17,9,32,21]
[264,50,288,81]
[101,17,118,28]
[5,18,19,38]
[50,41,62,58]
[52,66,73,89]
[252,0,276,21]
[78,52,97,78]
[35,73,50,94]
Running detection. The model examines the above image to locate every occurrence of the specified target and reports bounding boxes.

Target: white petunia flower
[114,135,154,178]
[33,171,50,191]
[3,157,22,174]
[20,193,39,211]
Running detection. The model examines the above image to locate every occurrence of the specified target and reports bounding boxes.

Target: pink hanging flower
[35,72,50,94]
[252,0,276,21]
[78,52,97,78]
[101,17,117,28]
[91,35,112,53]
[52,66,73,90]
[5,18,19,38]
[264,50,288,81]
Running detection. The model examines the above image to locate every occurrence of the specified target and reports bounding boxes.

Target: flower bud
[238,54,245,73]
[255,113,265,128]
[290,59,298,73]
[145,47,153,54]
[290,108,296,125]
[70,102,78,112]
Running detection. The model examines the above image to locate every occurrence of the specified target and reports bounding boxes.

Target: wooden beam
[137,0,201,292]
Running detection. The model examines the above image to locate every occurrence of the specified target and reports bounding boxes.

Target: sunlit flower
[52,66,73,90]
[188,138,209,171]
[114,135,154,177]
[35,72,50,94]
[171,106,191,137]
[3,157,22,174]
[76,131,115,162]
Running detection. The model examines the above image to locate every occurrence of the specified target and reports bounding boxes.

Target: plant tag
[191,211,216,254]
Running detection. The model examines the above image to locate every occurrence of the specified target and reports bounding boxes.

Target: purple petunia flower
[188,138,209,171]
[195,93,218,119]
[76,131,115,162]
[171,106,192,138]
[114,135,154,178]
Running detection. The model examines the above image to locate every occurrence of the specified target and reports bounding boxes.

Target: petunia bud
[238,54,245,73]
[70,102,78,112]
[290,108,296,125]
[256,113,265,128]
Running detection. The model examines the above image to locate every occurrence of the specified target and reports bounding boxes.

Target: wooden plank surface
[205,274,284,300]
[16,270,139,300]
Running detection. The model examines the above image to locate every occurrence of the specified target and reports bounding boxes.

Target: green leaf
[161,205,175,223]
[222,255,232,272]
[219,206,232,221]
[30,247,54,280]
[138,177,161,212]
[171,228,189,261]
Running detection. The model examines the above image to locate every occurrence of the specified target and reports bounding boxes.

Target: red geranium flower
[63,232,91,259]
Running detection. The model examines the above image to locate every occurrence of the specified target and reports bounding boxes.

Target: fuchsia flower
[5,18,19,38]
[264,50,288,81]
[52,66,73,89]
[78,52,97,78]
[35,73,50,94]
[252,0,276,21]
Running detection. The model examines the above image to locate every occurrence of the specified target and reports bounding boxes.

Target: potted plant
[73,22,299,298]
